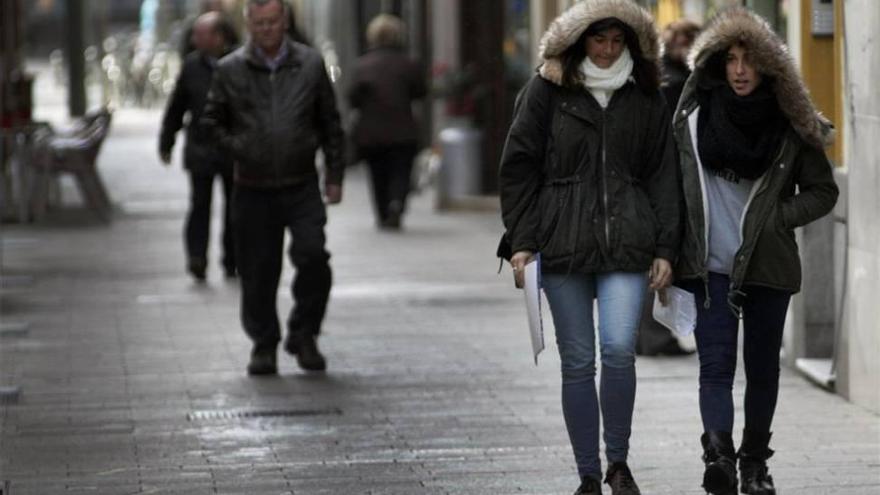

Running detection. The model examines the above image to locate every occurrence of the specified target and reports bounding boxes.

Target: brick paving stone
[1,107,878,494]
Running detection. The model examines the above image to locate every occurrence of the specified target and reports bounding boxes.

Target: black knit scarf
[697,82,785,180]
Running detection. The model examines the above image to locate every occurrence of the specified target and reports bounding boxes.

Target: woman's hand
[649,258,673,291]
[510,250,536,289]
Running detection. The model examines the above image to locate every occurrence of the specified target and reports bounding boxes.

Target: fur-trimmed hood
[538,0,659,86]
[687,7,833,148]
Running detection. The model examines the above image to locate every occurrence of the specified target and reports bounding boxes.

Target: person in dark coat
[672,8,838,495]
[348,14,426,229]
[635,21,701,357]
[179,0,240,57]
[499,1,680,493]
[201,0,346,375]
[660,18,701,110]
[160,12,236,281]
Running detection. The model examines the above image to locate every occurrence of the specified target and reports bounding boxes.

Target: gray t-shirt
[704,167,754,275]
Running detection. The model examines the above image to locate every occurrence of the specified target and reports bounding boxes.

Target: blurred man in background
[159,12,237,281]
[201,0,345,376]
[179,0,240,57]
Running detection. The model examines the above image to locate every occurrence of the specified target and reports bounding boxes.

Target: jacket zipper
[729,140,788,291]
[601,108,610,248]
[269,70,280,181]
[688,109,712,308]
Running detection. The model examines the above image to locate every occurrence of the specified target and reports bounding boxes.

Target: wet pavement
[1,108,878,494]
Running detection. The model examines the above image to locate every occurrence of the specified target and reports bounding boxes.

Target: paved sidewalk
[1,109,878,494]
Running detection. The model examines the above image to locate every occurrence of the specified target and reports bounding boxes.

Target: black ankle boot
[285,333,327,371]
[738,430,776,495]
[701,431,738,495]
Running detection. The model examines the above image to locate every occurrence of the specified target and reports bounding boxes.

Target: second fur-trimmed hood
[538,0,659,86]
[687,7,833,148]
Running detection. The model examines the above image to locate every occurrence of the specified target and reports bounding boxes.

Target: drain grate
[187,408,342,421]
[0,386,21,404]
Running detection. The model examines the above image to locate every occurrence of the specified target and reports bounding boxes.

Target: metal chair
[30,109,113,221]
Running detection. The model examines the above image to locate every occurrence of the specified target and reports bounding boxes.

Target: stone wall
[837,0,880,413]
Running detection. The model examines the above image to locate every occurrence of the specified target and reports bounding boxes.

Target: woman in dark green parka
[672,8,839,495]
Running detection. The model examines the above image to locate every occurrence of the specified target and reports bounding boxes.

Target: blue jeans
[680,273,790,434]
[543,271,648,480]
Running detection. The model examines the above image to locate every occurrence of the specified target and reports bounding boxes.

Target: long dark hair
[560,17,659,94]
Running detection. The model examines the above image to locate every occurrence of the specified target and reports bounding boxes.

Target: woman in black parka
[499,1,679,493]
[672,8,839,495]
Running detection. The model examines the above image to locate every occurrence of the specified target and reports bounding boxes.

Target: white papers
[652,286,697,338]
[523,256,544,364]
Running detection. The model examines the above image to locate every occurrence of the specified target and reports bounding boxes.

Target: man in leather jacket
[201,0,345,375]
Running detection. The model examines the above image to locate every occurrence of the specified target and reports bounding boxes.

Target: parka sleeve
[499,75,552,254]
[158,65,188,156]
[780,144,839,228]
[639,93,681,263]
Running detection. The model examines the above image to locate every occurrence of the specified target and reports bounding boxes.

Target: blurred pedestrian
[201,0,345,375]
[179,0,240,57]
[634,15,700,358]
[672,8,838,495]
[159,12,236,281]
[348,14,426,229]
[499,1,679,493]
[660,18,701,110]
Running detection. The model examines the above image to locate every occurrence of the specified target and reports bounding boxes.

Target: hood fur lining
[538,0,659,86]
[689,7,833,148]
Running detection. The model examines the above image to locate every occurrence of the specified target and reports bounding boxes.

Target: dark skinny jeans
[680,272,791,434]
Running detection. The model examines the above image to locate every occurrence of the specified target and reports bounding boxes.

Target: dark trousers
[681,273,791,434]
[360,143,417,224]
[233,181,332,353]
[186,168,235,270]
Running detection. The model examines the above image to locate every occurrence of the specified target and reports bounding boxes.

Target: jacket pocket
[748,205,801,289]
[619,185,656,254]
[537,180,580,260]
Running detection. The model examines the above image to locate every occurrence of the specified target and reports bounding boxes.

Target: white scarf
[580,47,634,108]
